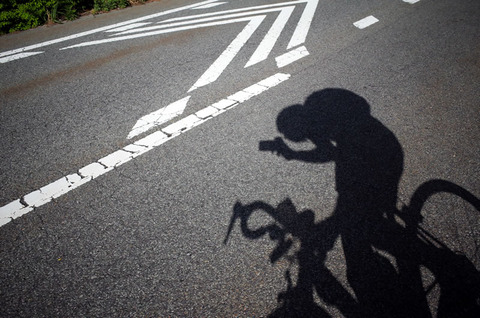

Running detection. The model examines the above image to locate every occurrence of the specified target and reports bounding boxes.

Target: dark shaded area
[226,89,480,317]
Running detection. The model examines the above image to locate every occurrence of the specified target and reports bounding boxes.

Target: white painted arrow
[127,96,191,139]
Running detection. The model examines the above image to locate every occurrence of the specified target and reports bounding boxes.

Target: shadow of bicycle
[225,89,480,317]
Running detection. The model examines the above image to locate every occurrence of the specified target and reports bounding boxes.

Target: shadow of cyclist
[246,88,480,317]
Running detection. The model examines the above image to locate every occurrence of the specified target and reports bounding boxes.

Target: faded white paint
[128,96,191,139]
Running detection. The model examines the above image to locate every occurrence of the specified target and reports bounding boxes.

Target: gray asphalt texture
[1,0,479,316]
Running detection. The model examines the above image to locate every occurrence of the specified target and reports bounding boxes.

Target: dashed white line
[353,16,379,29]
[275,46,309,68]
[127,96,191,139]
[0,72,291,227]
[403,0,420,4]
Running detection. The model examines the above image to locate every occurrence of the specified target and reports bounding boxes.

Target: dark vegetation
[0,0,146,35]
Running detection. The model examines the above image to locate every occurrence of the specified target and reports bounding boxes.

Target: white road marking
[105,22,152,33]
[0,0,218,59]
[160,0,318,51]
[192,2,227,10]
[245,6,294,67]
[127,96,191,139]
[0,72,290,227]
[353,16,379,29]
[0,52,44,63]
[287,0,318,49]
[59,16,264,50]
[275,45,309,67]
[112,6,295,36]
[403,0,420,3]
[163,0,306,23]
[188,15,265,91]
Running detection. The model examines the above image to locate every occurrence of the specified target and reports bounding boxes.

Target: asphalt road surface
[1,0,479,316]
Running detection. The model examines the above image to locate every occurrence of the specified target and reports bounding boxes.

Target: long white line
[287,0,319,49]
[105,22,152,33]
[0,0,218,58]
[245,6,294,67]
[0,52,44,63]
[60,16,264,50]
[192,2,227,10]
[112,6,295,36]
[0,73,291,227]
[188,15,265,91]
[161,0,306,23]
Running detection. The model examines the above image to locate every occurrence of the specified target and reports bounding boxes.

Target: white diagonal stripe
[127,96,191,139]
[287,0,319,49]
[276,46,309,67]
[0,52,44,63]
[60,16,263,50]
[245,6,294,67]
[113,6,296,36]
[105,22,152,33]
[188,15,265,92]
[162,0,306,23]
[192,2,227,10]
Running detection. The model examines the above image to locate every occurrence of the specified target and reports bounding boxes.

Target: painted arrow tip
[127,96,191,139]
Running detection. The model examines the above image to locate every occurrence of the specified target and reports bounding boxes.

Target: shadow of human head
[276,88,371,143]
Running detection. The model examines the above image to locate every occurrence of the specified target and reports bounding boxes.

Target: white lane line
[245,6,294,67]
[0,52,44,63]
[353,16,379,29]
[287,0,318,49]
[275,46,309,68]
[60,15,263,50]
[188,15,265,91]
[403,0,420,3]
[0,0,218,58]
[0,72,291,227]
[127,96,191,139]
[192,2,227,10]
[105,22,152,33]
